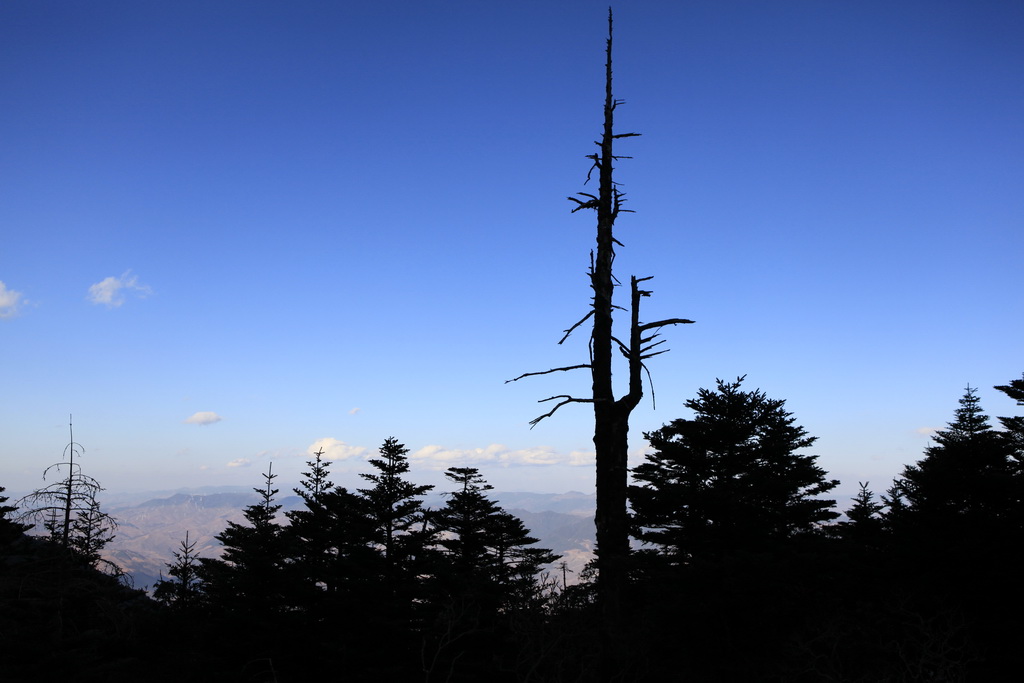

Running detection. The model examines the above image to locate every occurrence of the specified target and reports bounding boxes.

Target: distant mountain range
[100,489,596,592]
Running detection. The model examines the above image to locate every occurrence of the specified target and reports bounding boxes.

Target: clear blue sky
[3,1,1021,500]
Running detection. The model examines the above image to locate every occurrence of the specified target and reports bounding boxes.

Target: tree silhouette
[0,485,29,545]
[432,467,555,609]
[16,418,118,572]
[357,437,435,593]
[199,464,287,615]
[422,467,556,681]
[995,372,1024,465]
[839,482,885,544]
[630,377,839,564]
[284,453,380,641]
[284,447,337,600]
[507,9,692,630]
[153,530,203,610]
[887,386,1014,537]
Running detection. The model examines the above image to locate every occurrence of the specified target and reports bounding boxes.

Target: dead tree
[17,416,118,571]
[508,10,693,635]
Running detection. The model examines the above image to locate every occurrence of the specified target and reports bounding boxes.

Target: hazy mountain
[101,489,596,591]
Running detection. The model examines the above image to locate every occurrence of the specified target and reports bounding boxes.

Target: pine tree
[423,468,557,680]
[839,482,884,544]
[488,509,559,610]
[630,377,839,564]
[890,386,1013,536]
[357,437,434,583]
[432,467,555,610]
[995,373,1024,465]
[284,448,336,599]
[0,485,30,545]
[66,493,117,566]
[153,530,203,610]
[199,464,287,615]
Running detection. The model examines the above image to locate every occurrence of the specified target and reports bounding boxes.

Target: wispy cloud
[307,437,367,461]
[348,407,361,415]
[410,444,589,470]
[0,281,25,319]
[87,270,151,307]
[184,411,223,426]
[227,458,251,468]
[915,427,939,437]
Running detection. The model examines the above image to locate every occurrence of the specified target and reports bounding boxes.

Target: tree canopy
[630,377,839,563]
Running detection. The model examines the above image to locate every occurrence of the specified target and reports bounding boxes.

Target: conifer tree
[285,448,336,597]
[995,373,1024,464]
[630,377,839,563]
[0,485,30,545]
[199,464,287,615]
[357,437,434,583]
[839,482,884,544]
[66,493,117,566]
[432,467,555,610]
[153,530,203,610]
[888,386,1014,536]
[284,449,380,628]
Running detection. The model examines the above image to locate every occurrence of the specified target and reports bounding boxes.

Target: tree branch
[637,317,695,332]
[505,364,591,384]
[559,310,595,344]
[529,395,594,428]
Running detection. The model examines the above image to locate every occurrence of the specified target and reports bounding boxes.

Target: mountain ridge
[100,489,596,591]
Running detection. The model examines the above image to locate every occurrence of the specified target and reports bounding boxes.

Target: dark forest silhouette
[3,374,1023,681]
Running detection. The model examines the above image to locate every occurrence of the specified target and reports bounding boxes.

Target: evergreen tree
[888,386,1014,536]
[838,482,884,544]
[153,530,203,610]
[311,485,380,603]
[422,468,556,680]
[355,437,436,634]
[630,377,839,564]
[199,464,287,615]
[284,448,336,599]
[995,373,1024,465]
[66,492,117,567]
[0,485,29,545]
[488,509,559,610]
[432,467,555,610]
[357,437,435,584]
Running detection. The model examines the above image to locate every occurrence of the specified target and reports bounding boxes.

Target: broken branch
[559,310,595,344]
[529,395,594,428]
[506,364,591,384]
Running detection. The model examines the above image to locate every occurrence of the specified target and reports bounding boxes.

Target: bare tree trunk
[590,10,625,631]
[507,10,693,665]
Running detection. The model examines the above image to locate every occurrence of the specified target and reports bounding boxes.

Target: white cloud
[307,437,367,461]
[227,458,251,468]
[87,270,151,307]
[410,444,590,470]
[0,281,24,319]
[568,450,596,466]
[348,407,361,415]
[184,411,223,426]
[915,427,939,437]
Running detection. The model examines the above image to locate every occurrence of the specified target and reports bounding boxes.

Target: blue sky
[2,1,1022,500]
